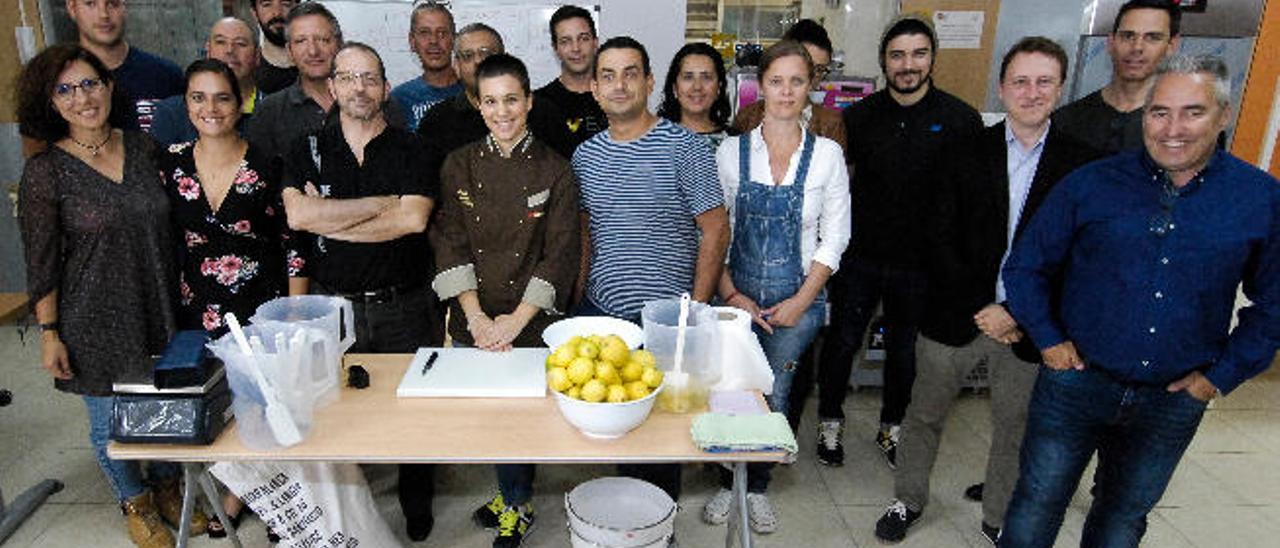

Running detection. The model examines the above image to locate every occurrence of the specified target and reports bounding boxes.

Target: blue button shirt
[1003,149,1280,394]
[995,123,1047,302]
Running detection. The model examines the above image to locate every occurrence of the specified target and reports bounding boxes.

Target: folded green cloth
[691,412,798,454]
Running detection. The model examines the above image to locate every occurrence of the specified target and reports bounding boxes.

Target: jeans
[999,367,1208,548]
[316,281,443,521]
[576,298,682,500]
[817,259,927,425]
[894,335,1038,527]
[84,396,179,502]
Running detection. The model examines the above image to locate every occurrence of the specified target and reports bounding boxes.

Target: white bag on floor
[210,461,402,548]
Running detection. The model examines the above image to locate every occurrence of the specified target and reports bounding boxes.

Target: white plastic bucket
[565,477,675,547]
[250,296,354,405]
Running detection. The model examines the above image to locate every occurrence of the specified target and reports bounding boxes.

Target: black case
[111,372,232,445]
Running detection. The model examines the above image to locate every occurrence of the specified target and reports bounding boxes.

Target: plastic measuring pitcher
[641,298,720,412]
[250,296,354,405]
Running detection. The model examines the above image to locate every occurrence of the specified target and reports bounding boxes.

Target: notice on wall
[933,10,985,49]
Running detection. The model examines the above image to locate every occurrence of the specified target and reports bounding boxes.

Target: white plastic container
[251,296,354,405]
[566,477,675,547]
[210,322,327,450]
[642,299,721,412]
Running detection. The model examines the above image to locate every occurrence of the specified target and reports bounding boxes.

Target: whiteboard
[320,0,600,91]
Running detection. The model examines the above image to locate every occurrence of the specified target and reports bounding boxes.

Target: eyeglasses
[456,47,496,63]
[1115,31,1169,45]
[1148,182,1180,237]
[332,71,383,87]
[52,78,104,102]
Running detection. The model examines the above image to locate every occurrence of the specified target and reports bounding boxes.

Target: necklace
[70,131,112,157]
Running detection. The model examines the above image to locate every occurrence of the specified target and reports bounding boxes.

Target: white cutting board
[396,347,548,398]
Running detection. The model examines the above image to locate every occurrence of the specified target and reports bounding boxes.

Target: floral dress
[158,141,305,333]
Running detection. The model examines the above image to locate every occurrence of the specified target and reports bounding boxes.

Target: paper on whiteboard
[933,11,984,50]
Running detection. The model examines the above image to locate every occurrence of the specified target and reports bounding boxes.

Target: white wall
[598,0,688,108]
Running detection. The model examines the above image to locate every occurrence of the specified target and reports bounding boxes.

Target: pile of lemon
[546,334,664,403]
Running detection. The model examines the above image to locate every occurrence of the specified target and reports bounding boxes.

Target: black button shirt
[284,116,438,292]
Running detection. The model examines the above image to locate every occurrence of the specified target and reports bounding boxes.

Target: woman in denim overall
[704,40,851,534]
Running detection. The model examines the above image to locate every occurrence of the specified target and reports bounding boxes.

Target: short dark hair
[185,58,244,108]
[15,44,131,142]
[549,5,596,45]
[594,36,651,78]
[332,41,387,82]
[783,19,833,56]
[1113,0,1181,37]
[410,1,455,35]
[879,14,936,70]
[759,39,815,82]
[476,53,531,96]
[285,1,343,44]
[658,42,730,128]
[1000,36,1069,83]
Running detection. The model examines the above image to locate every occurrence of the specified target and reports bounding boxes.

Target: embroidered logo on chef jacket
[457,189,475,208]
[527,189,550,208]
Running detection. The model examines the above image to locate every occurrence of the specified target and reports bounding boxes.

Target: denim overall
[729,131,826,417]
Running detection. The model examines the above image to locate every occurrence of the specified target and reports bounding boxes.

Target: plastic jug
[250,296,355,405]
[209,322,327,449]
[641,299,720,413]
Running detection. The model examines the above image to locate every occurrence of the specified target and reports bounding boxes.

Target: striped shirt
[572,118,725,319]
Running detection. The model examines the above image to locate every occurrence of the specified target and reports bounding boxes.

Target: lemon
[641,367,664,388]
[567,357,595,385]
[620,361,644,382]
[588,335,603,345]
[606,384,628,403]
[566,385,582,400]
[594,362,621,386]
[626,381,651,401]
[547,367,572,393]
[631,349,657,368]
[566,335,585,348]
[550,344,576,367]
[599,337,630,365]
[581,379,607,402]
[577,340,600,359]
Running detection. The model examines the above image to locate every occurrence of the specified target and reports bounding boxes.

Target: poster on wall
[933,11,984,49]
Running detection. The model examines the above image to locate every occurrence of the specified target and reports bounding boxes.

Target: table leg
[724,461,753,548]
[197,467,242,548]
[177,463,198,548]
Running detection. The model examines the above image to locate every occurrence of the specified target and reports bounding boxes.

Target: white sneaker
[746,493,778,534]
[702,488,733,525]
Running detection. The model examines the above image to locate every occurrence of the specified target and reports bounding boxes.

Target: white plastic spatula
[225,313,303,446]
[668,293,692,396]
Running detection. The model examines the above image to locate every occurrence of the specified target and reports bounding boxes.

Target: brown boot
[153,479,209,536]
[122,491,176,548]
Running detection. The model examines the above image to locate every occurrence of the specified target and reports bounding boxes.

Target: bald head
[207,17,259,85]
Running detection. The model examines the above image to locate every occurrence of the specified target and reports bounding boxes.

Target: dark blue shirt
[1004,149,1280,394]
[112,47,184,133]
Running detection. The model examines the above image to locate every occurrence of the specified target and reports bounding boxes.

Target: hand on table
[1167,371,1218,402]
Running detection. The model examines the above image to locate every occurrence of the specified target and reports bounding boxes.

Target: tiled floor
[3,324,1278,547]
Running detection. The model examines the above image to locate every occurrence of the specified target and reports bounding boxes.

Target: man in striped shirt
[572,36,730,500]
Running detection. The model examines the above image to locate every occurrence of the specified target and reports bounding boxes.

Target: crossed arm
[282,184,433,243]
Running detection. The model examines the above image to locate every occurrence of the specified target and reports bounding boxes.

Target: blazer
[923,121,1099,362]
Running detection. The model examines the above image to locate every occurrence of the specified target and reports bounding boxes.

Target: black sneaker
[473,492,506,529]
[874,500,921,543]
[406,514,434,542]
[980,522,1000,545]
[875,425,900,470]
[816,419,845,467]
[964,483,984,502]
[493,504,534,548]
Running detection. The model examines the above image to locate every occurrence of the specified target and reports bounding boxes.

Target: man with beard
[391,1,462,131]
[535,5,607,147]
[1053,0,1180,154]
[280,42,442,543]
[64,0,183,132]
[249,0,299,95]
[151,18,262,145]
[248,2,407,163]
[816,14,983,469]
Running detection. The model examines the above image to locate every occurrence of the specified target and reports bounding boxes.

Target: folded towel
[691,412,798,454]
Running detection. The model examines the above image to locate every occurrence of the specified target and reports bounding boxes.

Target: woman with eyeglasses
[16,44,183,548]
[157,58,307,540]
[658,42,734,150]
[706,40,851,534]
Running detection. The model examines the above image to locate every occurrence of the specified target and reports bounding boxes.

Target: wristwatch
[38,321,59,333]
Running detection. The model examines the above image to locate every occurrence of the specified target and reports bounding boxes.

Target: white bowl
[542,316,644,349]
[552,386,661,439]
